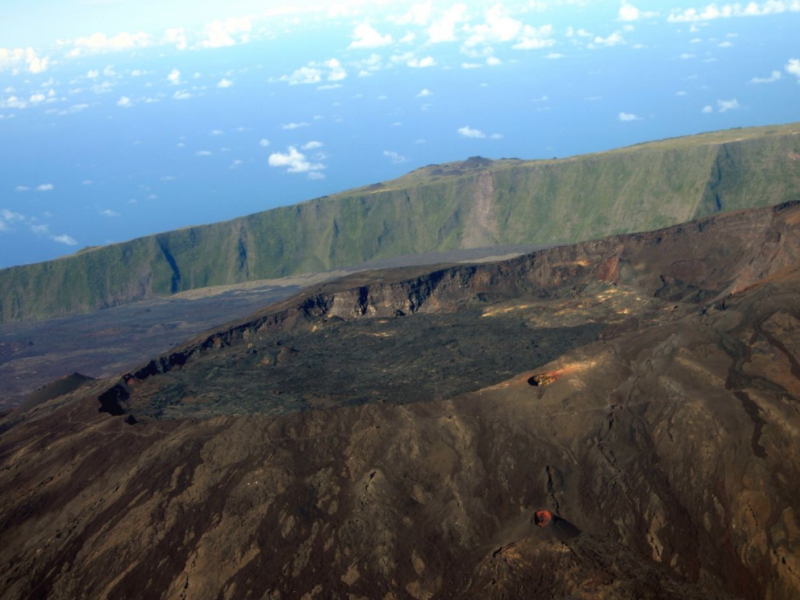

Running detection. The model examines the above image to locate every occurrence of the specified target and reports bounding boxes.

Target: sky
[1,0,799,269]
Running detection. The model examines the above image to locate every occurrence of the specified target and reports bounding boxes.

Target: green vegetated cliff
[2,122,800,323]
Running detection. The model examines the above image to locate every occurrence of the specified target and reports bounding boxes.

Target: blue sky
[1,0,799,268]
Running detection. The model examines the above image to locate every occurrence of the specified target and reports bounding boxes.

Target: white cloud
[167,69,181,85]
[0,95,27,109]
[458,126,486,138]
[464,5,522,47]
[383,150,410,164]
[417,88,433,97]
[100,209,121,217]
[718,98,740,112]
[36,184,54,192]
[52,234,77,246]
[282,122,310,130]
[199,17,252,49]
[173,90,192,100]
[117,96,132,107]
[618,111,642,121]
[514,24,556,49]
[618,2,658,21]
[284,66,321,85]
[29,93,46,104]
[196,150,213,156]
[325,58,347,81]
[461,62,481,69]
[302,140,323,150]
[593,32,625,47]
[428,3,468,43]
[750,70,782,83]
[268,146,325,174]
[0,209,24,225]
[259,139,270,147]
[14,185,29,192]
[459,5,555,51]
[307,172,326,180]
[490,133,504,139]
[395,2,433,26]
[210,129,224,136]
[787,58,800,81]
[349,23,393,49]
[567,27,594,38]
[355,53,383,76]
[27,50,49,73]
[702,105,714,113]
[217,78,233,88]
[87,69,99,79]
[279,59,346,85]
[69,31,151,56]
[486,56,502,66]
[164,28,188,51]
[0,47,49,75]
[668,1,800,22]
[407,56,436,68]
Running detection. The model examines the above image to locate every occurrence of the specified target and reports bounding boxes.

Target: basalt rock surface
[3,203,800,599]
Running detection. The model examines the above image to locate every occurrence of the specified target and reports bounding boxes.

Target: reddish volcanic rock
[534,510,554,527]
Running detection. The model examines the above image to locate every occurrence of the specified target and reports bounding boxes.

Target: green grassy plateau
[2,122,800,323]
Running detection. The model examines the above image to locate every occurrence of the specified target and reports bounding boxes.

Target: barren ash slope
[3,202,800,599]
[2,121,800,323]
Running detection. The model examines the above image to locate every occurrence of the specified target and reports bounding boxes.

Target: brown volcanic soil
[3,204,800,599]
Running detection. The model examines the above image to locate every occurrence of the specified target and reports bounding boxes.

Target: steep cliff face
[2,122,800,323]
[2,204,800,600]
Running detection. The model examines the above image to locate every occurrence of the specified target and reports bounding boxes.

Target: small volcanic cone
[532,509,582,539]
[533,510,553,527]
[528,373,557,387]
[528,361,598,387]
